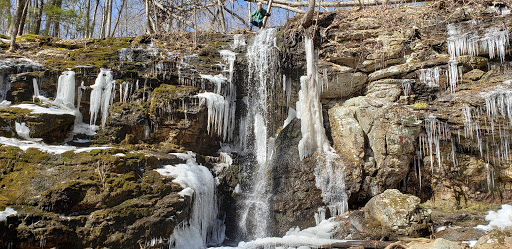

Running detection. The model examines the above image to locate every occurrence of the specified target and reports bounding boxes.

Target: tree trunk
[100,1,107,38]
[111,0,126,36]
[10,0,28,50]
[300,0,315,28]
[106,0,112,37]
[262,0,273,28]
[144,0,154,34]
[85,0,91,38]
[34,0,43,34]
[90,0,100,38]
[52,0,62,37]
[18,0,30,35]
[217,0,226,32]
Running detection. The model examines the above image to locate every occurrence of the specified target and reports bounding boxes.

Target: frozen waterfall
[156,152,223,248]
[89,69,114,128]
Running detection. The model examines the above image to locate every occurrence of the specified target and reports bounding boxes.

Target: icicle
[89,69,114,128]
[418,67,441,87]
[32,78,40,102]
[401,79,413,97]
[448,60,458,93]
[483,27,509,63]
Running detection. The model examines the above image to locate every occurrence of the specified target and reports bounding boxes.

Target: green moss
[17,34,49,42]
[411,102,428,108]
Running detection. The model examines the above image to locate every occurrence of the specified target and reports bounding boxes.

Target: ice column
[54,70,76,108]
[296,36,330,159]
[297,35,348,221]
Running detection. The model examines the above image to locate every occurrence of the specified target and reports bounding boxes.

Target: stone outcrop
[345,189,431,240]
[329,80,420,204]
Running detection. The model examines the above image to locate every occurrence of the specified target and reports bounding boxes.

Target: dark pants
[249,20,263,30]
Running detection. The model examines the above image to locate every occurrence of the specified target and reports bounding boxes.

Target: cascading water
[238,28,279,239]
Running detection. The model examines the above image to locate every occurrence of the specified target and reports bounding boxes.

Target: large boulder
[349,189,431,239]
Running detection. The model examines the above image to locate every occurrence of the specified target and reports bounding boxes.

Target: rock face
[349,189,431,239]
[0,106,75,143]
[329,80,420,204]
[0,147,191,248]
[473,230,512,249]
[268,118,323,236]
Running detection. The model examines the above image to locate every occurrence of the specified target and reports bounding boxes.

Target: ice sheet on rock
[0,136,75,154]
[0,207,17,222]
[0,100,11,106]
[283,108,296,129]
[477,204,512,231]
[74,146,113,153]
[209,219,348,249]
[11,104,76,116]
[0,136,112,154]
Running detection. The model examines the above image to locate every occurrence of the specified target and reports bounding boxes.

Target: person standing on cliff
[249,2,270,31]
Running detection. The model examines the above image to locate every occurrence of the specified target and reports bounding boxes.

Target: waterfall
[238,28,278,239]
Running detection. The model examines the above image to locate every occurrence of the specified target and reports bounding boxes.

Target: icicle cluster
[89,69,115,128]
[418,67,441,87]
[446,23,509,93]
[54,70,76,108]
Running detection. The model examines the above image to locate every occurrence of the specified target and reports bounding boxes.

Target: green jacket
[250,8,267,22]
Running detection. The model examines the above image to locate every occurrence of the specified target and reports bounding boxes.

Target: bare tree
[10,0,28,50]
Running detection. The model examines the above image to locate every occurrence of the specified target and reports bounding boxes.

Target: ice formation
[54,70,76,108]
[477,204,512,231]
[89,69,115,128]
[401,79,413,97]
[155,152,223,248]
[211,218,348,249]
[296,36,330,159]
[231,34,247,49]
[0,207,17,222]
[15,122,31,140]
[197,49,237,142]
[295,35,348,221]
[418,67,440,87]
[446,23,510,93]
